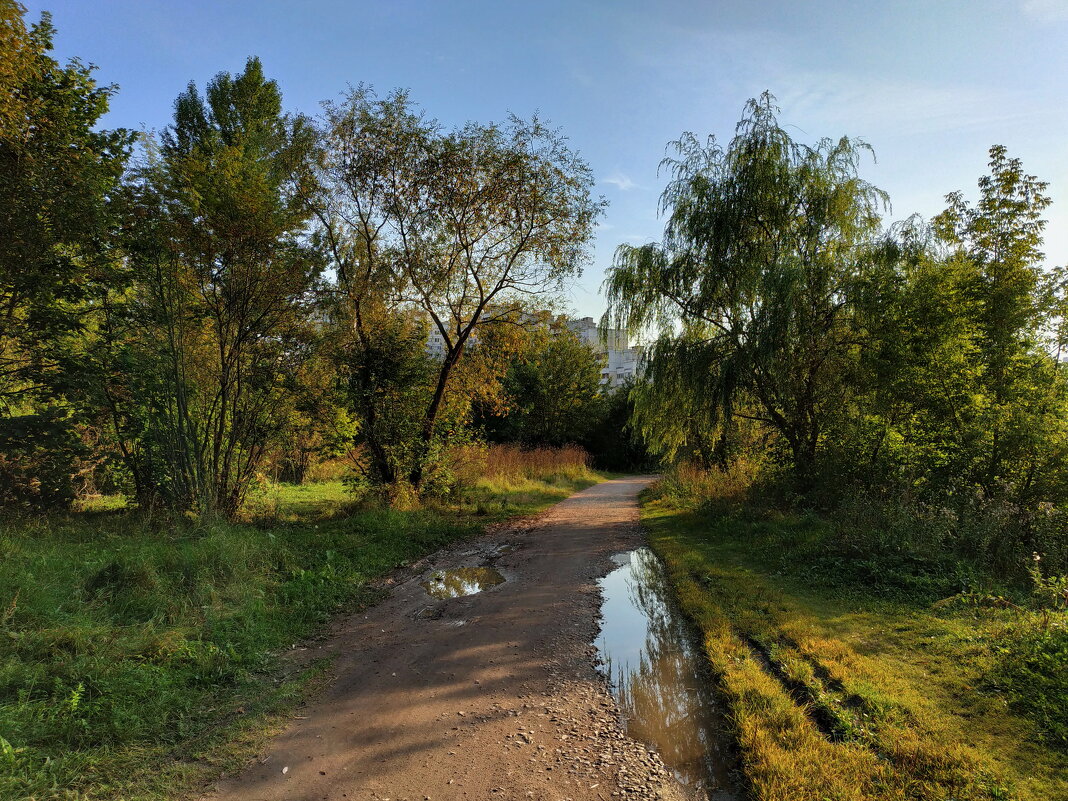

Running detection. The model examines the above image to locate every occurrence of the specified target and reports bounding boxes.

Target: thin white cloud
[1022,0,1068,22]
[603,170,637,191]
[777,73,1042,140]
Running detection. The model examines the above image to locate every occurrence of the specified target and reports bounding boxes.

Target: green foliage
[333,307,439,486]
[0,475,595,800]
[1026,552,1068,611]
[0,6,130,404]
[0,410,88,509]
[264,327,356,485]
[604,93,886,482]
[642,488,1068,799]
[315,88,604,489]
[0,20,609,511]
[929,147,1065,501]
[989,627,1068,749]
[580,381,654,471]
[650,462,1068,773]
[98,58,321,518]
[0,2,35,141]
[479,325,606,447]
[611,96,1068,583]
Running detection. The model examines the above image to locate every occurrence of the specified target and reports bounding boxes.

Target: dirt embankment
[203,476,686,801]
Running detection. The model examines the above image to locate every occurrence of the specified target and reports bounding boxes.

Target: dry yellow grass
[448,443,596,487]
[482,443,593,480]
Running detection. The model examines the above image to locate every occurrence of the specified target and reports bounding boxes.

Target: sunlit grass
[641,492,1068,801]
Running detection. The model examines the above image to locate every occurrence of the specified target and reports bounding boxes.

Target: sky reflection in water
[421,567,505,599]
[597,548,740,801]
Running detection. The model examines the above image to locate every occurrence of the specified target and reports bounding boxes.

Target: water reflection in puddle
[421,567,505,599]
[597,548,741,801]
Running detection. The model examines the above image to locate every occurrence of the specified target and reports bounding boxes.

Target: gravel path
[203,476,685,801]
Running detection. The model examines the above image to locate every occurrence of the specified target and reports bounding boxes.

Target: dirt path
[203,476,686,801]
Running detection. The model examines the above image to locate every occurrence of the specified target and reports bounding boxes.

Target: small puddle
[596,548,741,801]
[421,567,505,599]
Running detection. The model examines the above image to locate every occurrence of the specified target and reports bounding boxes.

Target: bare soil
[202,476,686,801]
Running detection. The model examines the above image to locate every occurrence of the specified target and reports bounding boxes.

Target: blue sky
[25,0,1068,318]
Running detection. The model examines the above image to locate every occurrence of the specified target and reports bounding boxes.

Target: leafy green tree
[581,380,653,471]
[604,93,885,484]
[0,7,130,406]
[479,325,605,447]
[332,306,439,486]
[105,58,320,517]
[0,1,35,140]
[315,88,603,489]
[933,145,1065,499]
[268,332,355,485]
[626,339,741,469]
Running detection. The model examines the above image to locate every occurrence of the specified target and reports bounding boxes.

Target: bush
[989,626,1068,749]
[647,460,760,516]
[0,410,88,510]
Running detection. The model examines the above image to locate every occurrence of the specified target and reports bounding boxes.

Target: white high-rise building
[566,317,643,387]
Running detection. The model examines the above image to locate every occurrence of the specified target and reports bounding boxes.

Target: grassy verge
[640,485,1068,801]
[0,470,599,801]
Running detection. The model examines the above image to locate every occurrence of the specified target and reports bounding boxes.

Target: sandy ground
[203,476,686,801]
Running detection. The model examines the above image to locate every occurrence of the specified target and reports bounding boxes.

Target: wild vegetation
[0,4,633,520]
[0,4,630,799]
[0,447,598,801]
[641,471,1068,801]
[608,95,1068,799]
[607,94,1068,578]
[3,2,1067,799]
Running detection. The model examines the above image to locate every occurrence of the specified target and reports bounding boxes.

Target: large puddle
[596,548,741,801]
[421,566,505,599]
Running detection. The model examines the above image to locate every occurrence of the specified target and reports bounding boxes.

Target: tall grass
[647,459,760,515]
[644,462,1068,795]
[645,511,1019,801]
[0,504,475,800]
[481,443,593,482]
[651,460,1068,586]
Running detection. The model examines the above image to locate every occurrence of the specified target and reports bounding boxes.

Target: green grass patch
[0,475,597,800]
[640,487,1068,801]
[987,627,1068,750]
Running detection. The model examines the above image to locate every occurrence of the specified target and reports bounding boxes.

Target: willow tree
[315,88,603,489]
[604,93,886,483]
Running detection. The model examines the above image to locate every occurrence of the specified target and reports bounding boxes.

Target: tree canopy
[0,7,130,406]
[604,92,886,480]
[315,88,604,487]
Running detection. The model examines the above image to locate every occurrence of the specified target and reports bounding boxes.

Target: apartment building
[565,316,643,387]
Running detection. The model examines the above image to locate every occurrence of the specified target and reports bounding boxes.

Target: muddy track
[202,476,686,801]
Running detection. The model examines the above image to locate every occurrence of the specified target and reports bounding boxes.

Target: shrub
[989,626,1068,749]
[0,410,87,510]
